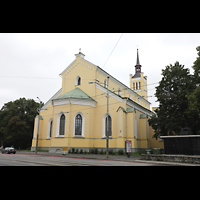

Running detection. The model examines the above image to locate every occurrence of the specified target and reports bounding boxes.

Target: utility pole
[88,78,110,158]
[106,76,109,158]
[35,97,42,154]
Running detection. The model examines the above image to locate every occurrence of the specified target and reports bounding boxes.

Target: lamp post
[106,76,109,158]
[35,97,42,154]
[89,77,110,158]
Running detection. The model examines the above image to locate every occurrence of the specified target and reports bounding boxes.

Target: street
[0,153,166,166]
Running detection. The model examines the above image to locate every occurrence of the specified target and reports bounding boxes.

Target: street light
[35,97,42,154]
[89,77,110,158]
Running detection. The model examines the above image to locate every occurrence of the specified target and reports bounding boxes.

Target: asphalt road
[0,153,166,166]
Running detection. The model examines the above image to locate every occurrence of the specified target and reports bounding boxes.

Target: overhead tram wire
[96,33,124,81]
[102,33,124,69]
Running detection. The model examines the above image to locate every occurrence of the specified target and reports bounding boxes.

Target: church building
[31,49,163,153]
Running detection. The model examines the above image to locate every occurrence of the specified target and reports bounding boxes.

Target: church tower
[129,49,148,100]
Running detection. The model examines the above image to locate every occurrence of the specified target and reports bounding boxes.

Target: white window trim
[47,118,53,139]
[102,114,112,138]
[56,112,65,137]
[73,112,85,137]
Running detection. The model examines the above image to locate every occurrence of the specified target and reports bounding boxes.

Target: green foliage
[89,148,95,154]
[118,149,124,155]
[192,46,200,84]
[109,149,114,155]
[0,98,43,149]
[148,60,197,138]
[94,148,98,154]
[75,148,79,154]
[72,148,75,153]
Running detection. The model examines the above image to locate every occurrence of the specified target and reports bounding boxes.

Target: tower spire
[136,48,140,65]
[133,48,142,77]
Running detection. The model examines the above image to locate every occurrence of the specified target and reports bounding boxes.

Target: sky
[0,33,199,110]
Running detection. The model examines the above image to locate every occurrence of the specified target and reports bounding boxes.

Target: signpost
[62,147,67,155]
[125,140,132,157]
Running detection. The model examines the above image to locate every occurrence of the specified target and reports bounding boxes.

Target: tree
[192,46,200,86]
[0,98,43,149]
[148,61,194,138]
[185,46,200,134]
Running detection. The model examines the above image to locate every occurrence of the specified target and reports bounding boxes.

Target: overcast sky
[0,33,199,109]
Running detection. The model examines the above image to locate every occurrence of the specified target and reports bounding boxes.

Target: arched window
[74,112,85,137]
[105,115,112,137]
[59,114,65,135]
[136,82,138,90]
[75,114,82,136]
[139,82,141,89]
[133,82,135,90]
[75,76,81,86]
[47,118,53,138]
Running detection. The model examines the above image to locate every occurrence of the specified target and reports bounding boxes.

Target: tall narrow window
[49,120,53,137]
[105,115,112,137]
[59,114,65,135]
[136,82,138,90]
[47,118,53,138]
[139,82,141,89]
[78,77,81,85]
[76,76,81,86]
[75,114,82,136]
[133,82,135,90]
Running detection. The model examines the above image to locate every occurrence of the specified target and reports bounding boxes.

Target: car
[2,147,16,154]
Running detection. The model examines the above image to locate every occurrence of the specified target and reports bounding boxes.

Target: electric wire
[102,33,124,69]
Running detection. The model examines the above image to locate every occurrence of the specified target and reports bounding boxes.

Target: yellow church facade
[31,50,163,153]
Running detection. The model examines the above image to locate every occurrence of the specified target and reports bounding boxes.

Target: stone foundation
[141,154,200,164]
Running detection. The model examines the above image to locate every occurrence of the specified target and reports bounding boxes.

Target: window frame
[73,112,85,138]
[56,112,65,137]
[47,118,53,139]
[75,76,81,86]
[102,114,112,138]
[59,114,65,136]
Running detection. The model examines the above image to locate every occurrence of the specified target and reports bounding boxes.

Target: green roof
[140,114,147,118]
[53,87,96,102]
[126,108,135,113]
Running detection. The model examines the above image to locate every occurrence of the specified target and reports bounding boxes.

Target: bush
[100,149,104,154]
[75,148,79,154]
[80,149,83,154]
[109,149,114,155]
[94,148,98,154]
[89,148,95,154]
[72,148,75,154]
[118,149,124,155]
